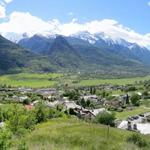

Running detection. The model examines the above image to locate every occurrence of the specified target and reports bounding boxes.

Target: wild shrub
[95,111,116,127]
[127,133,148,148]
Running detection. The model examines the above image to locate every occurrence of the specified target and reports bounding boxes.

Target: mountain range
[1,31,150,75]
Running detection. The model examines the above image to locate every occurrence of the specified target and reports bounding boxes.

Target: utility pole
[107,125,110,141]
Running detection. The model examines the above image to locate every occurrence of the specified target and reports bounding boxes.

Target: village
[1,80,150,135]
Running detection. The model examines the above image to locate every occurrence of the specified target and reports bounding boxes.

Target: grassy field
[12,118,150,150]
[77,76,150,86]
[0,73,62,88]
[116,107,150,120]
[141,100,150,107]
[0,73,150,88]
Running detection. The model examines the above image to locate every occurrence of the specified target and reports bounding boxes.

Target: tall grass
[12,118,149,150]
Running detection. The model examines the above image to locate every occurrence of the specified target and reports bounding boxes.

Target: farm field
[0,73,150,88]
[0,73,62,88]
[116,107,150,120]
[77,76,150,86]
[12,118,150,150]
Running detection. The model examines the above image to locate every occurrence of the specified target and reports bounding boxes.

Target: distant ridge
[0,33,150,75]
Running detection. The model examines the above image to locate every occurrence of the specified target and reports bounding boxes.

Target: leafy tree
[100,91,110,98]
[95,111,116,127]
[142,91,149,96]
[80,98,86,108]
[86,100,91,107]
[63,90,80,100]
[23,99,31,105]
[69,108,77,115]
[7,104,36,134]
[34,101,48,123]
[125,86,137,92]
[20,112,36,130]
[130,94,141,106]
[56,104,64,111]
[7,104,24,133]
[90,87,96,95]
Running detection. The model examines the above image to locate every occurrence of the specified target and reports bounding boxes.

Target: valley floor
[1,73,150,149]
[0,73,150,88]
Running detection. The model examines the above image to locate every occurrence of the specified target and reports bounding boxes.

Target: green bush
[17,138,28,150]
[63,89,80,100]
[127,133,148,148]
[142,91,149,96]
[95,111,116,127]
[23,99,31,105]
[34,101,49,123]
[7,104,36,134]
[0,129,12,150]
[130,94,141,106]
[125,86,137,92]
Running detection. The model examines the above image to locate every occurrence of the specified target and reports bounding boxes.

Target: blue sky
[4,0,150,34]
[1,0,150,48]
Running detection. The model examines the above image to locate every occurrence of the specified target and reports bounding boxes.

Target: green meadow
[12,118,150,150]
[0,73,150,88]
[116,106,150,120]
[0,73,62,88]
[77,76,150,86]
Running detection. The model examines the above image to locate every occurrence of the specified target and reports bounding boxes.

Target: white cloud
[0,11,150,48]
[60,19,150,47]
[0,5,6,18]
[4,0,13,4]
[0,12,57,35]
[148,1,150,6]
[0,0,13,19]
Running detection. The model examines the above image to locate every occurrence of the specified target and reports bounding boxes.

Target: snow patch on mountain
[3,30,149,51]
[1,32,29,43]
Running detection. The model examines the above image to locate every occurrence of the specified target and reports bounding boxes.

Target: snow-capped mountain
[1,32,30,43]
[1,32,150,74]
[1,30,150,71]
[3,31,149,51]
[71,31,146,51]
[16,31,150,66]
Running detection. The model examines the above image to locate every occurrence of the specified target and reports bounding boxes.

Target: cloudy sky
[0,0,150,48]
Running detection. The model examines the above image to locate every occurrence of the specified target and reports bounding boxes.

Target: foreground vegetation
[1,102,150,150]
[12,118,150,150]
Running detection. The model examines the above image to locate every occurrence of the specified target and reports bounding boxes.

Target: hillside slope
[18,34,150,75]
[1,33,150,74]
[0,35,57,74]
[13,118,150,150]
[47,36,84,70]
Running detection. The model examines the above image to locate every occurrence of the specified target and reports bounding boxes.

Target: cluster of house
[0,85,144,116]
[0,86,135,119]
[46,99,106,119]
[17,87,109,119]
[118,112,150,134]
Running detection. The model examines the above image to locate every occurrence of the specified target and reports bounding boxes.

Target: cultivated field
[0,73,150,88]
[0,73,62,88]
[77,76,150,86]
[116,106,150,120]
